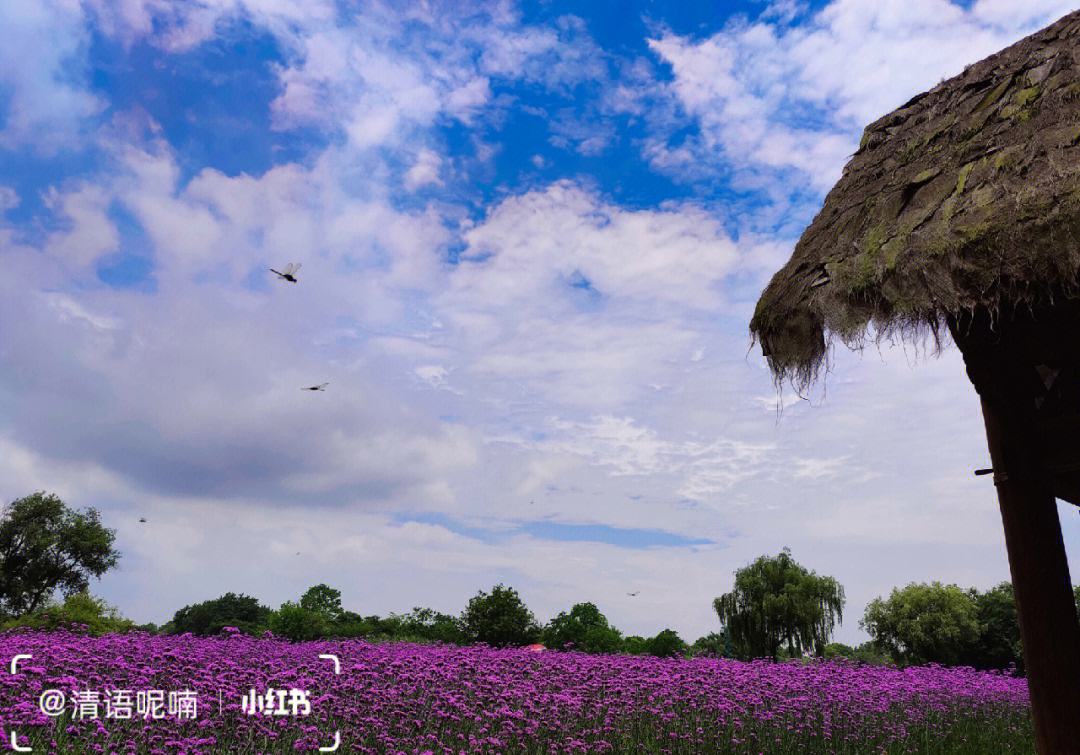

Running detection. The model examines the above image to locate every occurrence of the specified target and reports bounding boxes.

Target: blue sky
[1,0,1079,642]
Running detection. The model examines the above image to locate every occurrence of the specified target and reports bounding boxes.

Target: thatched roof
[751,10,1080,388]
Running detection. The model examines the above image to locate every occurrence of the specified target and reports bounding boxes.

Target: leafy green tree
[315,611,403,639]
[823,641,890,665]
[690,632,730,658]
[358,614,404,637]
[0,591,133,635]
[621,635,648,655]
[321,611,379,638]
[713,548,845,661]
[822,642,855,659]
[270,601,327,641]
[969,582,1022,672]
[461,584,540,647]
[860,582,980,665]
[0,492,120,616]
[167,592,272,636]
[543,602,623,653]
[646,628,688,658]
[393,607,467,644]
[851,641,891,665]
[300,584,344,622]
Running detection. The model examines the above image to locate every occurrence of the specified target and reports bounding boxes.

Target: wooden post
[980,395,1080,754]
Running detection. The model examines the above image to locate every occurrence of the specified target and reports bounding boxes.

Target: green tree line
[4,492,1078,670]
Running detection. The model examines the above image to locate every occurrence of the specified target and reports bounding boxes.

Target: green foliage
[327,611,381,638]
[714,548,845,661]
[543,602,622,653]
[270,601,327,641]
[299,584,344,622]
[968,582,1022,672]
[822,641,891,665]
[308,610,399,639]
[357,614,407,638]
[167,592,272,636]
[690,632,730,658]
[822,642,854,660]
[194,590,471,644]
[621,635,648,655]
[851,641,892,665]
[861,582,980,666]
[461,584,540,647]
[390,607,467,644]
[645,628,687,658]
[0,492,120,616]
[1,591,133,635]
[276,586,398,641]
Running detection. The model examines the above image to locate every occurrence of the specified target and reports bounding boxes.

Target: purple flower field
[1,630,1032,754]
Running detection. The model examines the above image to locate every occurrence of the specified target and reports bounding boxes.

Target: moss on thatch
[751,10,1080,389]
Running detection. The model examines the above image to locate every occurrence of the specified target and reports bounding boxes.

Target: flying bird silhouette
[138,517,147,523]
[270,262,302,283]
[627,591,639,597]
[302,383,328,391]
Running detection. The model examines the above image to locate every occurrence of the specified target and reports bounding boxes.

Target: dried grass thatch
[751,10,1080,389]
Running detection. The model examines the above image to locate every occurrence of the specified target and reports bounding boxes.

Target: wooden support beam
[980,395,1080,754]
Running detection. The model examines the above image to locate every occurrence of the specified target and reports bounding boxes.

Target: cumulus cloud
[0,278,478,504]
[0,127,474,509]
[404,149,443,190]
[5,0,1080,644]
[42,184,120,272]
[0,1,103,152]
[646,0,1077,198]
[78,0,611,168]
[449,181,737,312]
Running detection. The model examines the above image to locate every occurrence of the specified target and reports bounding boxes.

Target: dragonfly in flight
[302,383,329,392]
[270,262,302,283]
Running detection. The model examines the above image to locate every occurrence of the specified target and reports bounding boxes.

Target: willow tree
[713,548,844,661]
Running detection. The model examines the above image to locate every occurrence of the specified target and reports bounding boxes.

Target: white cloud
[0,186,19,213]
[42,184,120,272]
[84,0,337,52]
[478,15,607,91]
[404,149,443,190]
[792,456,848,481]
[82,134,451,300]
[448,181,737,312]
[6,0,1080,648]
[0,1,103,152]
[41,293,121,332]
[259,7,606,155]
[415,365,449,385]
[80,1,608,166]
[0,271,480,505]
[647,0,1078,193]
[414,365,462,395]
[972,0,1078,29]
[493,415,775,505]
[752,390,805,412]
